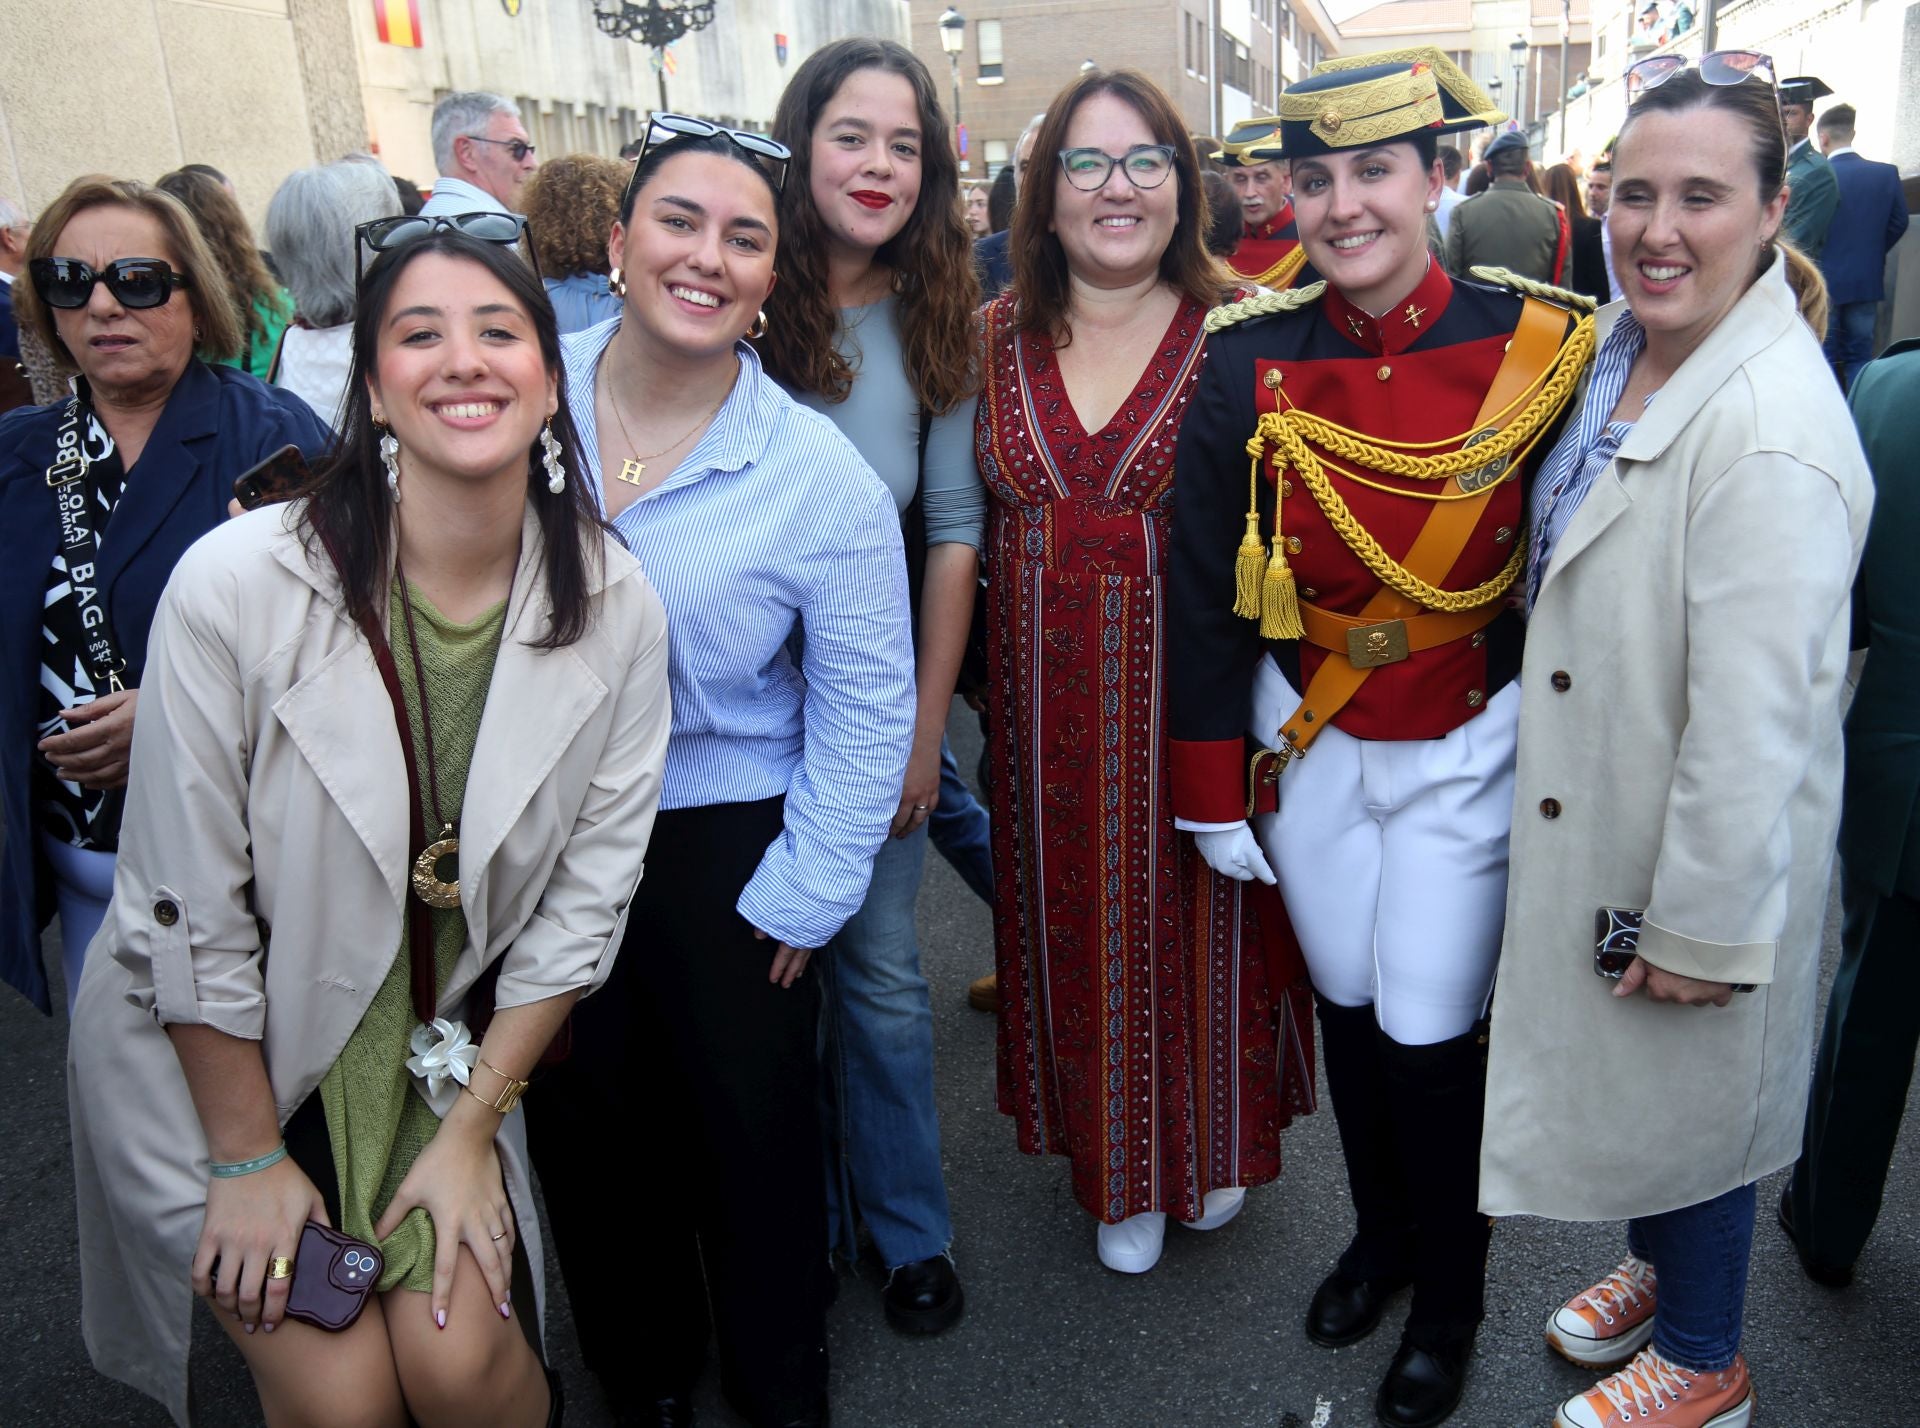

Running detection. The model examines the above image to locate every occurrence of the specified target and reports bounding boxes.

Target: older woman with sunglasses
[0,177,331,1017]
[524,117,914,1428]
[1478,54,1871,1428]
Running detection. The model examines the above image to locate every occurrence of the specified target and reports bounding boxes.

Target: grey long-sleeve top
[787,296,984,553]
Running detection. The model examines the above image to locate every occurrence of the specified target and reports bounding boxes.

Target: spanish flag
[374,0,423,47]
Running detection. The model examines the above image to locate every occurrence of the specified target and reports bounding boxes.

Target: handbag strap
[44,394,129,695]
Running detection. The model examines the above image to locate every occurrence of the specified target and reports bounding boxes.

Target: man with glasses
[420,91,538,218]
[1780,75,1838,262]
[0,195,31,413]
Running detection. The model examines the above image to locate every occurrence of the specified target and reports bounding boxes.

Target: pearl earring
[540,420,566,494]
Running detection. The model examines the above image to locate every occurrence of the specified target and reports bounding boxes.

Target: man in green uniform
[1781,75,1839,260]
[1443,131,1566,285]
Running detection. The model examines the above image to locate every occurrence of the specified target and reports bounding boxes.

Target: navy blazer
[1823,151,1910,306]
[973,230,1013,301]
[0,361,331,1011]
[0,277,17,360]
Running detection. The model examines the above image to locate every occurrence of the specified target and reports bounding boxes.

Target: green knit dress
[317,581,506,1293]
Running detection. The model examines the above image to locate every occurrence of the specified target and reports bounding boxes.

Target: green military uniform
[1443,134,1565,285]
[1786,139,1839,261]
[1785,338,1920,1282]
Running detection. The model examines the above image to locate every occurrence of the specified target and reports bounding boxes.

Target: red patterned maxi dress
[978,292,1316,1225]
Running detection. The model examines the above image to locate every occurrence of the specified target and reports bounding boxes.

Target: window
[977,19,1003,81]
[984,138,1010,177]
[1279,0,1294,45]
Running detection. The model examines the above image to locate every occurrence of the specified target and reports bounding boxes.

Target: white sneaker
[1096,1212,1168,1273]
[1180,1187,1247,1231]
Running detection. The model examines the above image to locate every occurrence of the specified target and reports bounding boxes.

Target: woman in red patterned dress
[978,67,1314,1274]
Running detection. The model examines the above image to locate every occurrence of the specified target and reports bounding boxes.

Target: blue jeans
[1823,300,1879,388]
[927,737,992,906]
[820,823,954,1268]
[1625,1182,1757,1371]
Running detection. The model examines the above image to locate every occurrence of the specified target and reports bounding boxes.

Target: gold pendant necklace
[394,563,464,909]
[603,354,734,485]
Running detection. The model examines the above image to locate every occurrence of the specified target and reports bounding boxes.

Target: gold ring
[266,1256,294,1280]
[490,1230,506,1241]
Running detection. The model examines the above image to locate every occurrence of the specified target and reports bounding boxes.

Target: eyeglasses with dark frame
[352,211,533,288]
[1057,145,1179,193]
[465,135,536,163]
[621,113,792,215]
[30,256,191,311]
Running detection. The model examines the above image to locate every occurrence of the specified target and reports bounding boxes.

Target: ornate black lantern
[592,0,718,48]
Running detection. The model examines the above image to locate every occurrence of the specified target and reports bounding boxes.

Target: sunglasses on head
[1625,49,1776,104]
[623,114,791,211]
[31,256,189,311]
[467,135,536,162]
[352,211,531,286]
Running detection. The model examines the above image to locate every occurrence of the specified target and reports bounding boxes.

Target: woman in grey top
[759,36,983,1335]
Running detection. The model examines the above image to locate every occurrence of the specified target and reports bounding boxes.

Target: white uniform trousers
[1248,653,1518,1047]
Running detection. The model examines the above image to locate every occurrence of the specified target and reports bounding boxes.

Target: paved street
[5,706,1918,1426]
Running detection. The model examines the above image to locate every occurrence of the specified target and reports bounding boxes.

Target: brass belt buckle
[1346,618,1409,669]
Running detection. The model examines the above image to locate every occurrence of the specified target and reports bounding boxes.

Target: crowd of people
[0,34,1911,1428]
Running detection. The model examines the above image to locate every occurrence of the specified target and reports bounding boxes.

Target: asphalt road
[5,705,1918,1426]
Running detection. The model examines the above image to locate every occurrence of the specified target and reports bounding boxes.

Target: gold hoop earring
[746,309,768,340]
[609,266,628,298]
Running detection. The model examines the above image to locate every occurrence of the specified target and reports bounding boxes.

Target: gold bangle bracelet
[465,1058,530,1115]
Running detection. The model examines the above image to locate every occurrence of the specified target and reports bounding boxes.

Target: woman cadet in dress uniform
[1165,49,1596,1428]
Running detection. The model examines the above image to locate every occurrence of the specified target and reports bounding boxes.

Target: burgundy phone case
[285,1221,383,1332]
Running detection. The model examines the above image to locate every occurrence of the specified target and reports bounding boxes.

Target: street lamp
[1510,34,1528,128]
[938,7,965,134]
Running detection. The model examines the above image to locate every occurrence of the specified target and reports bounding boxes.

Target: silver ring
[912,804,929,811]
[490,1230,506,1242]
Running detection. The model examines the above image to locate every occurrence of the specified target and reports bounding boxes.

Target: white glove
[1193,824,1277,885]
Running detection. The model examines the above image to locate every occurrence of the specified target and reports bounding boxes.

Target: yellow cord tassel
[1261,543,1304,639]
[1234,451,1266,619]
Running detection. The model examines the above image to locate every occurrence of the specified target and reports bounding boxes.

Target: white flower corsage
[406,1018,478,1095]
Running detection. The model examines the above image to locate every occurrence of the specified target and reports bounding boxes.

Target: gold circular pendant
[411,835,461,908]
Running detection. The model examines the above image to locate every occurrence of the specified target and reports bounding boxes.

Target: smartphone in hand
[232,445,313,511]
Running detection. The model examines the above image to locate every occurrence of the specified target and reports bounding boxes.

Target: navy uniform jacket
[0,361,331,1010]
[1167,262,1571,823]
[1823,151,1910,306]
[1786,140,1840,261]
[974,230,1013,301]
[1840,339,1920,900]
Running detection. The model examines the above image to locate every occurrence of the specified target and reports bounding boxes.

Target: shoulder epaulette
[1467,265,1597,313]
[1205,280,1327,334]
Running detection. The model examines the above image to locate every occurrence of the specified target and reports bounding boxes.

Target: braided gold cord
[1467,265,1598,312]
[1312,413,1561,502]
[1243,244,1310,292]
[1206,280,1327,333]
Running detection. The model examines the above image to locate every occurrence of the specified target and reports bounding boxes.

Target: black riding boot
[1305,998,1417,1348]
[1374,1024,1491,1428]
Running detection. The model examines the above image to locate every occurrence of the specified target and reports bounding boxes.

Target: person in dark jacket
[0,177,330,1014]
[1545,162,1610,304]
[1814,104,1910,388]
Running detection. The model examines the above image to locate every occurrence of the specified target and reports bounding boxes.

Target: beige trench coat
[67,502,671,1423]
[1480,257,1873,1222]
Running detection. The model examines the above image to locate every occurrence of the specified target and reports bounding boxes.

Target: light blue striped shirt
[562,321,916,949]
[1527,307,1651,609]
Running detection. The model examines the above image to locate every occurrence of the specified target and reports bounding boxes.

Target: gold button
[1494,526,1514,544]
[154,899,179,926]
[1470,630,1486,648]
[1465,689,1485,708]
[1281,479,1294,497]
[1285,536,1302,554]
[1376,365,1392,381]
[1263,369,1283,389]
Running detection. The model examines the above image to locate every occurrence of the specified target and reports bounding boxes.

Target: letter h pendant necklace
[603,356,729,486]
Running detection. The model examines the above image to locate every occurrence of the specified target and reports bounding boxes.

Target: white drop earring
[379,425,401,502]
[540,420,566,494]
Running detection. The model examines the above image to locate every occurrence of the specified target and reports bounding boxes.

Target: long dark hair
[1616,68,1826,336]
[759,37,979,413]
[1009,69,1231,344]
[298,231,605,649]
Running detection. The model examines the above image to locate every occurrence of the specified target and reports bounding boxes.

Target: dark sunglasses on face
[1625,48,1776,104]
[467,135,536,162]
[624,114,791,212]
[352,211,532,286]
[31,256,190,310]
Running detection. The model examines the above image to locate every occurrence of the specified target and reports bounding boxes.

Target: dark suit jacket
[1823,151,1910,305]
[1567,213,1610,306]
[1840,338,1920,900]
[0,361,332,1010]
[974,230,1013,301]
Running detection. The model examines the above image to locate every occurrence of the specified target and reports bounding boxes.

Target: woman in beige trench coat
[1479,65,1873,1428]
[67,227,671,1427]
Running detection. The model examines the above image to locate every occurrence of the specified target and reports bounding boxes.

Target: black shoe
[1375,1328,1472,1428]
[882,1253,965,1334]
[1305,1266,1407,1347]
[1777,1182,1853,1288]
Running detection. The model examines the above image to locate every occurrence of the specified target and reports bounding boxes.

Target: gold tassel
[1260,542,1304,639]
[1234,448,1266,620]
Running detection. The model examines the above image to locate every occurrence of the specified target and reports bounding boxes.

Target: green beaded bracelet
[208,1144,289,1178]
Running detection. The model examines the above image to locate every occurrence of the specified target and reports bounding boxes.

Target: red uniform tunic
[1226,201,1307,290]
[977,293,1314,1223]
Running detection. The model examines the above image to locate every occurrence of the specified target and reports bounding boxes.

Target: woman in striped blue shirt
[523,121,916,1428]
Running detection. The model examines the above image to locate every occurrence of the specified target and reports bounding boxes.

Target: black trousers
[1789,865,1920,1272]
[526,797,829,1424]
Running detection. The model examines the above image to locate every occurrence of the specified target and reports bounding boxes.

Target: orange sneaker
[1554,1348,1754,1428]
[1545,1255,1657,1368]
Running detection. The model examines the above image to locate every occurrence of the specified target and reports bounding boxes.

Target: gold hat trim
[1217,117,1286,164]
[1311,45,1506,130]
[1279,68,1445,148]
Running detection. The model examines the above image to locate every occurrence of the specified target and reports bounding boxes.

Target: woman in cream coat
[68,227,670,1427]
[1480,65,1872,1428]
